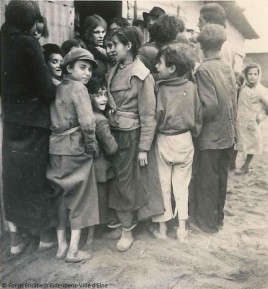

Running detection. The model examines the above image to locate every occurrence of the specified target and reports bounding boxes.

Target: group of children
[6,3,268,263]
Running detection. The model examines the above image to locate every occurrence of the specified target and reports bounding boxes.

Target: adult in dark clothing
[1,0,56,254]
[138,15,185,79]
[80,14,108,83]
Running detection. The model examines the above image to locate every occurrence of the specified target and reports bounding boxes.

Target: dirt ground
[1,120,268,289]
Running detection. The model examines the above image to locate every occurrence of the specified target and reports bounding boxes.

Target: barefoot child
[194,24,237,233]
[152,42,202,242]
[106,26,164,251]
[47,48,99,262]
[235,63,268,174]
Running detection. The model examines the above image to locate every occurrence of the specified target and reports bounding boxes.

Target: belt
[51,126,80,136]
[158,129,190,136]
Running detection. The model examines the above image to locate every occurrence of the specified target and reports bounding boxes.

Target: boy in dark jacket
[152,42,202,243]
[194,24,237,233]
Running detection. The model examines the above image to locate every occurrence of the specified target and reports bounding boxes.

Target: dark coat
[94,110,118,183]
[195,56,237,150]
[1,26,56,128]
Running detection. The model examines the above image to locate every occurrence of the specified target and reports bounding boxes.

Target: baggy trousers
[152,132,194,222]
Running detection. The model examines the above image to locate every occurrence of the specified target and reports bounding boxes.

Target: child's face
[246,68,259,85]
[112,35,129,63]
[67,60,93,85]
[29,22,44,40]
[105,40,117,62]
[109,23,120,33]
[155,55,173,79]
[47,53,63,78]
[147,16,158,29]
[92,88,108,111]
[89,26,106,47]
[197,14,207,31]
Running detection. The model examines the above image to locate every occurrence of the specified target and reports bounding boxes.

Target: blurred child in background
[235,63,268,174]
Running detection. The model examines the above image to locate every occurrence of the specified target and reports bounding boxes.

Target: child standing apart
[152,42,202,242]
[47,48,99,262]
[194,24,237,233]
[235,63,268,174]
[88,79,119,226]
[43,44,63,85]
[107,26,164,251]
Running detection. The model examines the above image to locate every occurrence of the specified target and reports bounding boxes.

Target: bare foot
[56,244,69,260]
[176,229,189,243]
[66,250,93,263]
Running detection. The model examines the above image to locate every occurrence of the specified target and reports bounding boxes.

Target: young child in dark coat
[88,79,119,226]
[194,24,237,233]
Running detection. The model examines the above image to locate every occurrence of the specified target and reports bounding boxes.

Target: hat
[61,48,98,70]
[143,7,165,21]
[5,0,41,31]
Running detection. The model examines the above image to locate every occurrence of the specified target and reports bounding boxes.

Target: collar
[203,56,222,63]
[156,77,188,89]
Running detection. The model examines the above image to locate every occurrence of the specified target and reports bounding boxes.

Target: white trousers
[152,132,194,222]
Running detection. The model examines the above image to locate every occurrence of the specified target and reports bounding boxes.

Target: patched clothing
[49,76,96,155]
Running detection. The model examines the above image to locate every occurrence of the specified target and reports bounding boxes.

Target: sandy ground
[1,119,268,289]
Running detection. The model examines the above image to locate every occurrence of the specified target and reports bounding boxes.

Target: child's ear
[66,64,72,74]
[169,64,176,74]
[126,42,132,51]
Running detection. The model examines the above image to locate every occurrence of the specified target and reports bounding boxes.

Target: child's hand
[85,141,98,157]
[138,152,148,167]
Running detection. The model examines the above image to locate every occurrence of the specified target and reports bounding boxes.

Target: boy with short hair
[152,42,202,242]
[43,43,63,85]
[194,24,237,233]
[47,48,99,262]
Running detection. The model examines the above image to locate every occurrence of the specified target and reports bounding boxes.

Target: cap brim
[79,57,98,70]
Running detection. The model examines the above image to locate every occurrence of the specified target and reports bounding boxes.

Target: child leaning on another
[193,24,237,233]
[152,42,202,243]
[234,63,268,174]
[88,78,119,227]
[46,48,99,262]
[29,15,49,41]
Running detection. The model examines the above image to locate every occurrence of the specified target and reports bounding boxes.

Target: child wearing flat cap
[47,48,99,262]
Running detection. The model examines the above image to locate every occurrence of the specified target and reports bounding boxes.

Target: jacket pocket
[117,116,136,129]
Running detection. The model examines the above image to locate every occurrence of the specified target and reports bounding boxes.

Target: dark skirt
[2,123,56,229]
[109,129,164,220]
